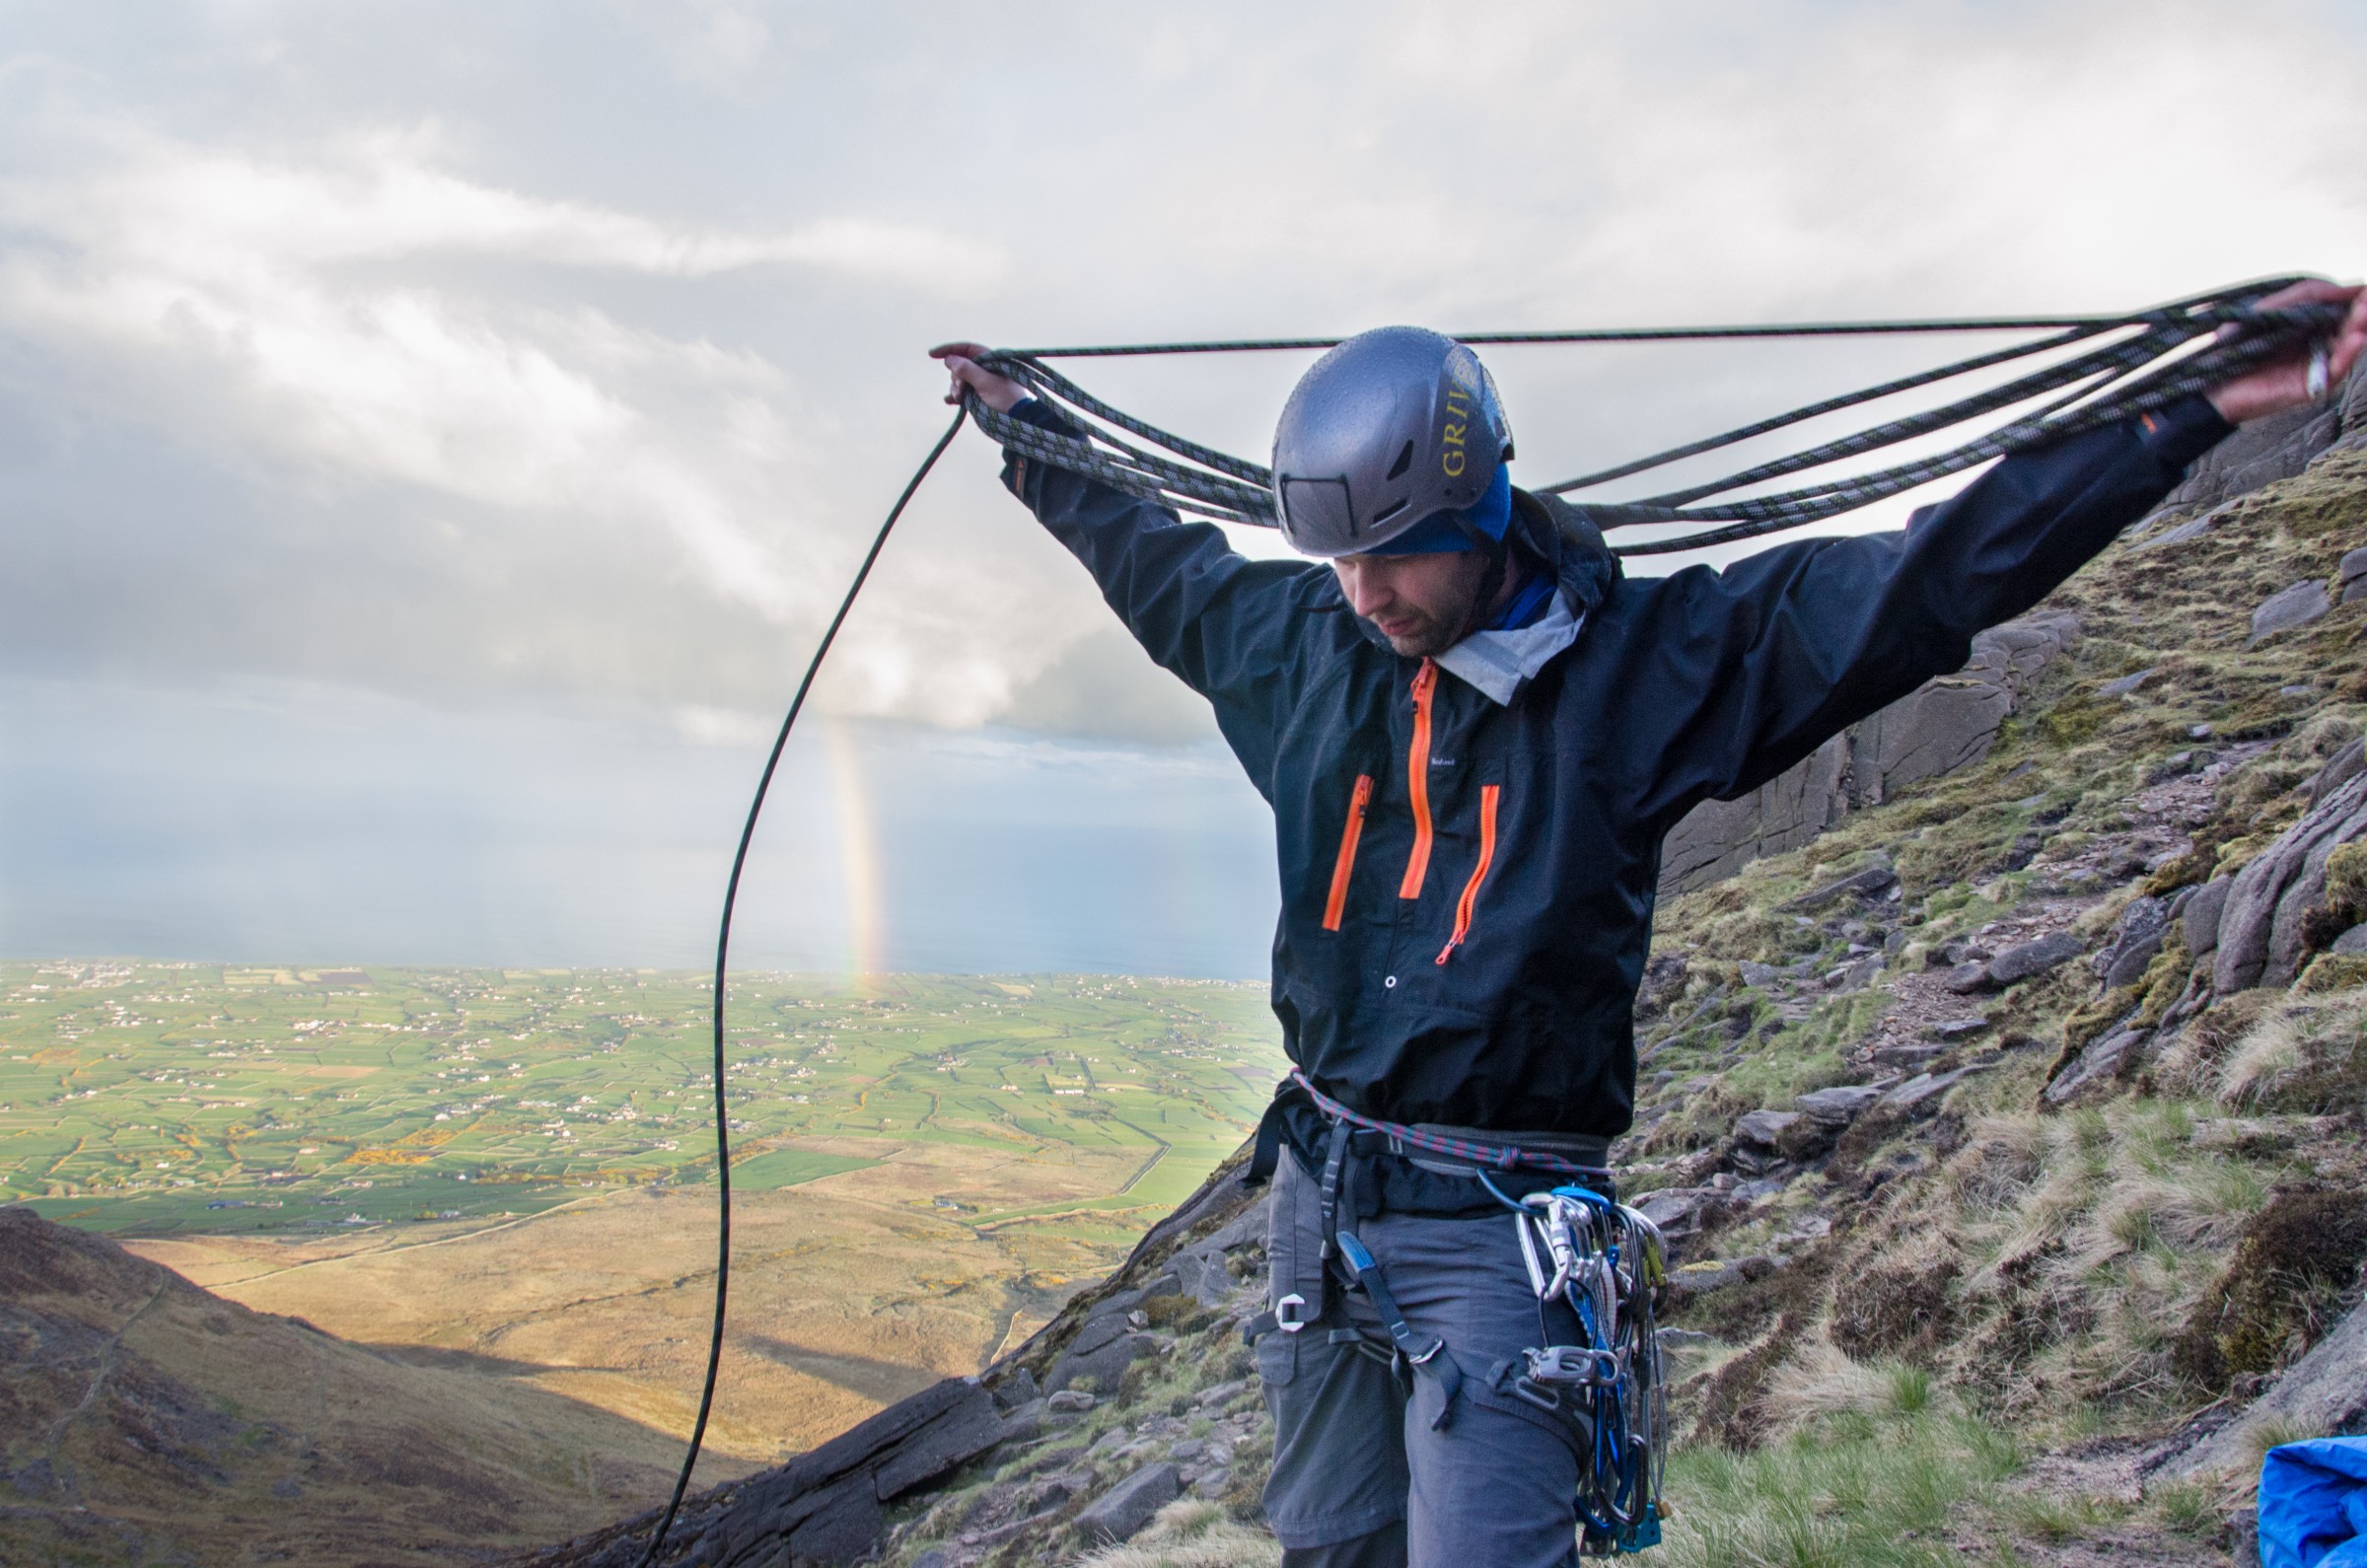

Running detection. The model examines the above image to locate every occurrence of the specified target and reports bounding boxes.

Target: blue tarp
[2260,1439,2367,1568]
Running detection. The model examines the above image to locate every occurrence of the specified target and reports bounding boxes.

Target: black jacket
[1002,395,2231,1139]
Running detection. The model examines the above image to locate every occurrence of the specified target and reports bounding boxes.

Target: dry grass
[1760,1343,1941,1433]
[1939,1097,2291,1425]
[1064,1502,1282,1568]
[2219,986,2367,1112]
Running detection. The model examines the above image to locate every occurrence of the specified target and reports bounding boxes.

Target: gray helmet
[1270,326,1514,557]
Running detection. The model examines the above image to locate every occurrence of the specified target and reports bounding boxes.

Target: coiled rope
[967,278,2341,554]
[633,277,2338,1564]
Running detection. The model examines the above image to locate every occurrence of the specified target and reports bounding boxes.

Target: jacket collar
[1342,487,1620,689]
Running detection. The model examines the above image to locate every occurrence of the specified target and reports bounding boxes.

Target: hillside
[0,968,1283,1473]
[0,1205,694,1566]
[515,369,2367,1568]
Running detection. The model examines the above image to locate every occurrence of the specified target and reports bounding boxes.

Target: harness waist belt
[1404,1119,1610,1176]
[1268,1069,1613,1178]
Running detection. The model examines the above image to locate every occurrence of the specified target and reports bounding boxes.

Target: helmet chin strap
[1449,523,1517,648]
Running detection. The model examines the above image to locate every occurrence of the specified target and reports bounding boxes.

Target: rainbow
[823,718,886,979]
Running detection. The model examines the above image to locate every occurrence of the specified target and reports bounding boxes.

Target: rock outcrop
[1659,611,2081,895]
[2206,767,2367,993]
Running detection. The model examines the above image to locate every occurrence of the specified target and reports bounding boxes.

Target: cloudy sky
[4,0,2363,974]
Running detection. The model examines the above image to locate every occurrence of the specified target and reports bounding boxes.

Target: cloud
[0,114,1008,638]
[2,0,2363,750]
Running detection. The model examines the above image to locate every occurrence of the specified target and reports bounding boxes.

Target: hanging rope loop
[963,280,2340,557]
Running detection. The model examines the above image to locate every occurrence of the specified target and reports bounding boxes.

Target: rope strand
[967,281,2340,556]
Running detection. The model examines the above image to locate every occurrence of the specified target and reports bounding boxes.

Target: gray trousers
[1256,1154,1586,1568]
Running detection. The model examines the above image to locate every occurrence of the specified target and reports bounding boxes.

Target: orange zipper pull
[1322,775,1374,932]
[1437,784,1500,963]
[1399,660,1436,900]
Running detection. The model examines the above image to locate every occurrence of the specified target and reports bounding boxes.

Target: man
[933,278,2366,1567]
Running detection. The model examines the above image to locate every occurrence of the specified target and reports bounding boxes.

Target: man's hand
[2206,279,2367,425]
[930,341,1028,413]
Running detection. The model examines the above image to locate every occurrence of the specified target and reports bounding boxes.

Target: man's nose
[1340,563,1391,617]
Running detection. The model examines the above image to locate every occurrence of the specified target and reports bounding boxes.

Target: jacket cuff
[2134,392,2235,472]
[999,396,1086,503]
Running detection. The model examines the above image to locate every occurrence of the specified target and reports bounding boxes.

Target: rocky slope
[526,364,2367,1568]
[0,1205,690,1565]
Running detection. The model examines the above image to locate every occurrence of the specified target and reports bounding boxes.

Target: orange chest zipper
[1436,784,1501,963]
[1399,660,1436,899]
[1322,774,1375,932]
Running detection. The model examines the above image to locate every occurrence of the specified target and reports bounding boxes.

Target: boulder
[1797,1085,1886,1127]
[2099,668,2156,697]
[2310,739,2367,810]
[2186,877,2233,956]
[1738,961,1781,989]
[2043,1029,2148,1105]
[1046,1327,1150,1394]
[1883,1066,1984,1114]
[2167,1289,2367,1481]
[1829,954,1886,992]
[1634,1185,1726,1239]
[1076,1462,1181,1545]
[2332,924,2367,956]
[1929,1018,1992,1040]
[1944,960,1996,994]
[2341,546,2367,605]
[2213,771,2367,992]
[1986,931,2084,987]
[1847,672,2014,807]
[1785,862,1901,913]
[2129,512,2219,552]
[1733,1109,1801,1148]
[2095,895,2169,989]
[2250,580,2331,646]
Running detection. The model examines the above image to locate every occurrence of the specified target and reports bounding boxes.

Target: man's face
[1330,549,1490,659]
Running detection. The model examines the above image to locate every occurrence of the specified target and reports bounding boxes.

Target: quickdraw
[1483,1173,1672,1556]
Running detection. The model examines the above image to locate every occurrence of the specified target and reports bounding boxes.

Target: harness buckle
[1273,1292,1311,1333]
[1525,1343,1617,1386]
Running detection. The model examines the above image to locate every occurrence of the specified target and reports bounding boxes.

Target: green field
[0,962,1287,1236]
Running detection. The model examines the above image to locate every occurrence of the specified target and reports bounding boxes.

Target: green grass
[728,1148,879,1190]
[0,962,1286,1241]
[1661,1408,2022,1568]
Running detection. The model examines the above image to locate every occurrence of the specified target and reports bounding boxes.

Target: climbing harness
[1241,1075,1667,1555]
[1271,1067,1614,1179]
[635,278,2341,1563]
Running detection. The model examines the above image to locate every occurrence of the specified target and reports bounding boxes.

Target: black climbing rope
[633,406,968,1567]
[636,277,2341,1563]
[965,278,2343,553]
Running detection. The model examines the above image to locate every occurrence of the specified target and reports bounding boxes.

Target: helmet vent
[1372,498,1408,526]
[1385,441,1413,480]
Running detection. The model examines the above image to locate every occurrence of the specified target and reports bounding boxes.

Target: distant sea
[0,677,1279,978]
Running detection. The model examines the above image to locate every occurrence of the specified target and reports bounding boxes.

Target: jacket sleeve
[999,400,1325,792]
[1636,394,2233,818]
